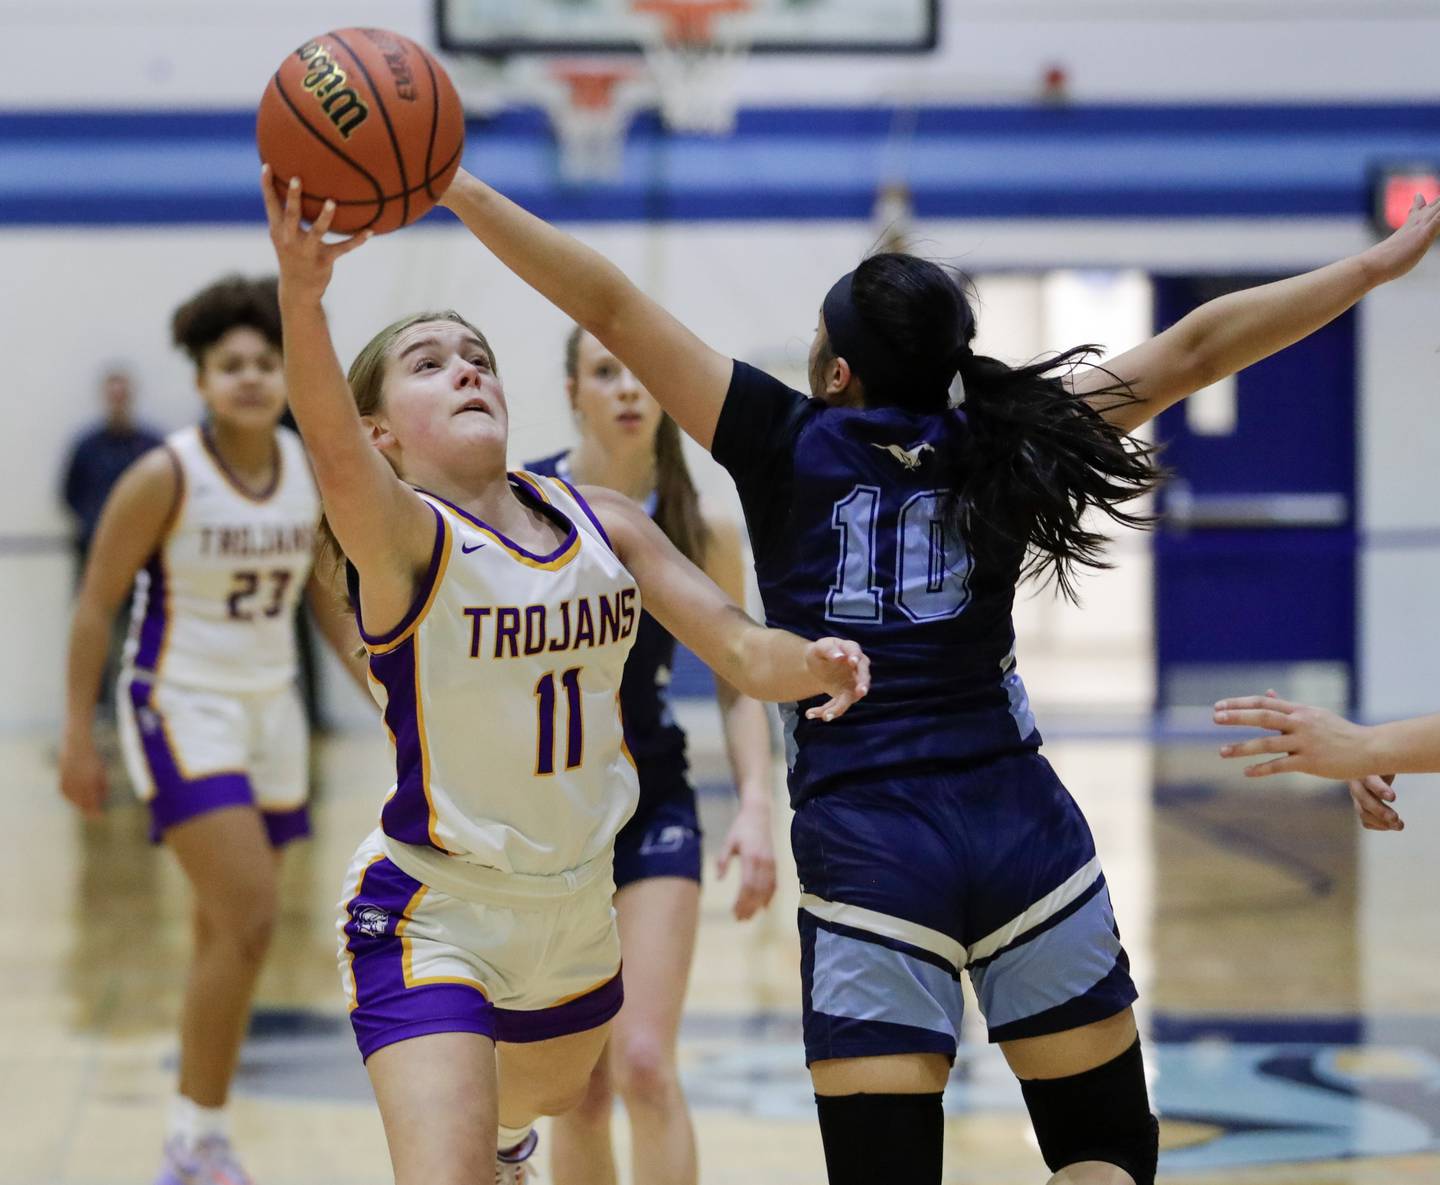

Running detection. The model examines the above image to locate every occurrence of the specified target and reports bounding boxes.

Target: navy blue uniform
[525,452,702,888]
[712,362,1136,1060]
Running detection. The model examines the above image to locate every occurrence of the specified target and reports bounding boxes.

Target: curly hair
[170,274,283,366]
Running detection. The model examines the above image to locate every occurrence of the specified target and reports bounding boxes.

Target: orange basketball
[257,28,465,234]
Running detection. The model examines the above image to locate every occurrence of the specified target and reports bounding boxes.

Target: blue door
[1152,276,1357,713]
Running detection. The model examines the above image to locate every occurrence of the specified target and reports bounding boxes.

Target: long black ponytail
[836,253,1162,602]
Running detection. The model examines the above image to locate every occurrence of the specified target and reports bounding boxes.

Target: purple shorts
[338,835,625,1061]
[117,673,310,847]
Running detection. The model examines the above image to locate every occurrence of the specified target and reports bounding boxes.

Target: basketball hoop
[632,0,753,135]
[544,60,644,182]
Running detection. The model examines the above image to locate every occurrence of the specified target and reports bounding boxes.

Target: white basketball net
[633,0,753,135]
[545,62,644,182]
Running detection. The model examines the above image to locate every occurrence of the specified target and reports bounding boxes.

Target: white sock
[168,1094,230,1153]
[497,1122,534,1158]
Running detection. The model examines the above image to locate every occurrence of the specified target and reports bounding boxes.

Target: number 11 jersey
[125,424,319,692]
[355,475,641,880]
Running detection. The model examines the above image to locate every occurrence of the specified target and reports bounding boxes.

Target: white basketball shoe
[495,1128,540,1184]
[154,1135,255,1185]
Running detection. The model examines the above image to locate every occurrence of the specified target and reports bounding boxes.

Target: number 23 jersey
[712,362,1042,806]
[125,424,319,692]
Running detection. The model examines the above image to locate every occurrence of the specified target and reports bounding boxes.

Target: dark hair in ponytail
[564,325,710,565]
[832,252,1161,602]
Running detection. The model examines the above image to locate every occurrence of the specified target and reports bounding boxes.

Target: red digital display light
[1373,164,1440,234]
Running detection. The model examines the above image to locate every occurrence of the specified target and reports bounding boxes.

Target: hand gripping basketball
[261,167,373,301]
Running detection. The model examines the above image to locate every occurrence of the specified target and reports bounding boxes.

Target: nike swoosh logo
[461,541,486,554]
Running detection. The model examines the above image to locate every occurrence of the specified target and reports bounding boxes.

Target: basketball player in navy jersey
[439,169,1440,1185]
[529,327,777,1185]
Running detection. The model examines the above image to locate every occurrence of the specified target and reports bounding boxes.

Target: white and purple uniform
[116,424,318,845]
[337,473,641,1059]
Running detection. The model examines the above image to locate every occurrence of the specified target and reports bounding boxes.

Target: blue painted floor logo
[237,1010,1440,1170]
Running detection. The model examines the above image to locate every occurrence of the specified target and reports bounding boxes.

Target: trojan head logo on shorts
[872,441,935,471]
[295,40,369,138]
[353,904,391,938]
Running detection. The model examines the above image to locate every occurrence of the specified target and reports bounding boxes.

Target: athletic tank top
[358,474,642,879]
[525,451,690,795]
[125,424,318,692]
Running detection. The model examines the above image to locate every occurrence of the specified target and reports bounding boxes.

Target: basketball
[256,27,465,235]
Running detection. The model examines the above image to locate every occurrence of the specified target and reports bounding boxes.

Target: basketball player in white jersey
[261,171,868,1185]
[59,275,365,1185]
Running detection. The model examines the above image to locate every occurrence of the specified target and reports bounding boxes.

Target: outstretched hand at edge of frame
[1361,191,1440,285]
[1213,689,1405,830]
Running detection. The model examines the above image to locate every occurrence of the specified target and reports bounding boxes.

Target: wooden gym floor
[4,721,1438,1184]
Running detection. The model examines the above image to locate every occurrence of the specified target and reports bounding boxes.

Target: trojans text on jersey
[463,588,638,660]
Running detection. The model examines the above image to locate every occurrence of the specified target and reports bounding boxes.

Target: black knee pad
[1018,1038,1158,1185]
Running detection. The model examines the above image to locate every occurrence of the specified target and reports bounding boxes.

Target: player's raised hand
[1214,692,1376,780]
[1348,774,1404,832]
[803,638,870,722]
[260,166,372,301]
[59,733,107,820]
[1362,191,1440,284]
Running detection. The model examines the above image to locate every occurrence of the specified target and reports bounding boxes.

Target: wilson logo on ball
[296,40,369,138]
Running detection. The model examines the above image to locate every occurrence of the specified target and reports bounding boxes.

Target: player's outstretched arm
[60,449,178,818]
[589,487,870,713]
[1076,194,1440,433]
[261,167,434,621]
[440,169,733,451]
[704,517,779,920]
[1216,693,1440,780]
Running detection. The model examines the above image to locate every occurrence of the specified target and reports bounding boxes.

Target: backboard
[436,0,939,57]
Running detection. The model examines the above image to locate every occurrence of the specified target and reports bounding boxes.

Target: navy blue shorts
[792,751,1137,1065]
[612,779,703,891]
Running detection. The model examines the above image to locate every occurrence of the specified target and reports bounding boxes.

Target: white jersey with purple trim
[360,472,641,882]
[124,424,319,692]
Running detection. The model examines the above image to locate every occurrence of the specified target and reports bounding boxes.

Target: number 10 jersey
[124,424,319,692]
[712,362,1043,807]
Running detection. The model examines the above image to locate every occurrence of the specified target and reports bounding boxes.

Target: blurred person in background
[59,275,365,1185]
[528,327,778,1185]
[62,365,162,572]
[61,365,164,714]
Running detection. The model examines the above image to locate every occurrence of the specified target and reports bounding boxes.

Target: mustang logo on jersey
[463,587,638,659]
[872,442,935,471]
